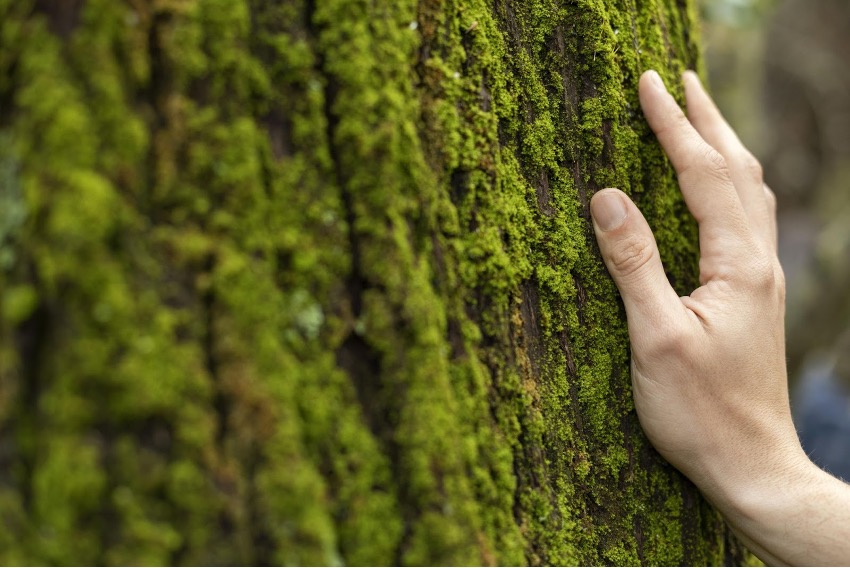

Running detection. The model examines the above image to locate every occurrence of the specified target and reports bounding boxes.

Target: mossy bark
[0,0,748,565]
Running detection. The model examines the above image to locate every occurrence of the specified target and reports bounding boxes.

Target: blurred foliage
[0,134,25,271]
[701,0,769,27]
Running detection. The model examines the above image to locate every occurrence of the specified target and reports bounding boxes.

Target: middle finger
[682,71,774,251]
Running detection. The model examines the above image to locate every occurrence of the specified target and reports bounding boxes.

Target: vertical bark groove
[0,0,750,564]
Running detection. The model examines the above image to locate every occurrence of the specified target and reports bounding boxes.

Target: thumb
[591,189,682,326]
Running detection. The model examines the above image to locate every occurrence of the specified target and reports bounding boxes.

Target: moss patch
[0,0,751,564]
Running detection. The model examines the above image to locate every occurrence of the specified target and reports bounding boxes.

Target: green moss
[0,0,748,564]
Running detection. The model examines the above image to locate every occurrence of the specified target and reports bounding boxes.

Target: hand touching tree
[591,70,850,566]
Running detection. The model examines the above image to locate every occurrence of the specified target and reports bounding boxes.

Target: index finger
[639,71,757,277]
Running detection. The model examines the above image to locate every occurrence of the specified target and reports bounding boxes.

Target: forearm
[708,452,850,566]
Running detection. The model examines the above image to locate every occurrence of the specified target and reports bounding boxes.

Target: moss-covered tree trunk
[0,0,748,565]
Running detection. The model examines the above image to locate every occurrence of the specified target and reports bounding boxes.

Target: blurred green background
[703,0,850,382]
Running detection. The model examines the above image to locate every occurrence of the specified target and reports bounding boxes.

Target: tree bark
[0,0,748,564]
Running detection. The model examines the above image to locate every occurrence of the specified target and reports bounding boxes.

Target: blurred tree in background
[0,0,753,564]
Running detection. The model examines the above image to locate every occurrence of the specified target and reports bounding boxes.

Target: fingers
[682,71,774,250]
[639,71,754,269]
[591,189,684,334]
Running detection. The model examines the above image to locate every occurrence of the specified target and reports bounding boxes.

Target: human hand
[591,69,808,534]
[592,69,850,567]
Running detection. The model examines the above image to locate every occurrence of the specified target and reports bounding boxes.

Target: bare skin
[590,70,850,566]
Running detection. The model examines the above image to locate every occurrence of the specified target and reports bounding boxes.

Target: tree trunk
[0,0,748,564]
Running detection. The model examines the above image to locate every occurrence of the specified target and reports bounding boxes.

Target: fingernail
[591,190,628,232]
[647,70,666,92]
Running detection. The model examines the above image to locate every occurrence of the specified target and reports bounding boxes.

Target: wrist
[684,424,850,566]
[696,436,821,565]
[690,416,812,519]
[716,445,816,523]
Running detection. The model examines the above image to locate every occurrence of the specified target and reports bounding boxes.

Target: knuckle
[747,258,777,290]
[609,234,656,279]
[680,145,731,186]
[774,263,787,301]
[764,186,777,212]
[741,152,764,184]
[744,257,786,305]
[703,147,731,178]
